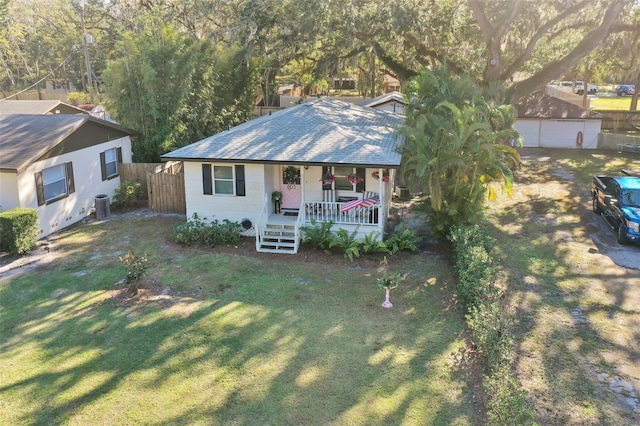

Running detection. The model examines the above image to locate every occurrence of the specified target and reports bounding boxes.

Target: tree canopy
[1,0,639,159]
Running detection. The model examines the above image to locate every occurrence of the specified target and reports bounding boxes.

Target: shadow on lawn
[485,150,640,425]
[0,224,474,424]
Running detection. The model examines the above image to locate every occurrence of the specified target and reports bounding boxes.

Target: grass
[590,96,633,111]
[0,215,474,425]
[484,148,640,425]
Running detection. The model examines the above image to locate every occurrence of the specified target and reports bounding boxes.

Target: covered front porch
[255,164,391,254]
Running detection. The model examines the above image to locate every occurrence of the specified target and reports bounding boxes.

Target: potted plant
[320,172,336,186]
[346,173,364,184]
[371,170,390,182]
[272,190,283,214]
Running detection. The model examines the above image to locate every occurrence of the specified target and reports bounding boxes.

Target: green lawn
[0,215,474,425]
[590,96,632,111]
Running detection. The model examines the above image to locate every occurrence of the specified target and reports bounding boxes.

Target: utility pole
[81,0,93,96]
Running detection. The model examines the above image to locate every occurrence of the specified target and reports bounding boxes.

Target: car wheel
[617,225,629,245]
[592,195,602,214]
[576,89,584,95]
[621,91,628,97]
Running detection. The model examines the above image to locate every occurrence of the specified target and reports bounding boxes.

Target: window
[100,147,122,181]
[35,163,75,205]
[334,166,355,191]
[214,165,234,194]
[333,166,366,192]
[202,164,245,196]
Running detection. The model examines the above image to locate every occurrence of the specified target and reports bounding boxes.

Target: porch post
[300,165,306,213]
[378,167,384,233]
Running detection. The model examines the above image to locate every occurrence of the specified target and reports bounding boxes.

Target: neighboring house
[360,92,406,114]
[45,79,79,94]
[513,91,602,149]
[383,74,401,93]
[0,114,134,239]
[162,98,404,254]
[0,99,89,115]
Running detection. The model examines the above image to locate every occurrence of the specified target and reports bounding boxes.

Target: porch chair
[363,191,378,201]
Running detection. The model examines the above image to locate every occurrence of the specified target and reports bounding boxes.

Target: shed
[513,91,602,149]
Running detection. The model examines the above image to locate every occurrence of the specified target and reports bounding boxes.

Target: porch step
[257,223,299,254]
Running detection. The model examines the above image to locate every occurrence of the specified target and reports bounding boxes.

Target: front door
[280,165,302,209]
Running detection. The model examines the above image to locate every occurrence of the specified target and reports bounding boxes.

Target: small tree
[119,250,148,295]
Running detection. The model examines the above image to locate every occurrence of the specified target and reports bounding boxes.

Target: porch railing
[255,193,269,250]
[303,201,381,226]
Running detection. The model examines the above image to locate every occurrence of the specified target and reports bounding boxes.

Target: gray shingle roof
[513,91,603,119]
[162,98,405,167]
[0,114,133,173]
[359,92,406,108]
[0,100,88,115]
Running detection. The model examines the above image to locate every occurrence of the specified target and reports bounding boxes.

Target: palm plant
[399,67,521,237]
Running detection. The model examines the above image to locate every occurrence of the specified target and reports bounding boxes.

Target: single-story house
[162,98,405,254]
[0,114,134,239]
[0,100,89,115]
[513,91,603,149]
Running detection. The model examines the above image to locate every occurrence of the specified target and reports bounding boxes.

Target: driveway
[512,149,640,422]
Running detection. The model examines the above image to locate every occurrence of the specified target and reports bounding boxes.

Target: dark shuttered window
[202,164,213,195]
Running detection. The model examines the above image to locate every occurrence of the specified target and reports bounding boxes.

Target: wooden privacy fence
[599,110,640,131]
[119,162,186,214]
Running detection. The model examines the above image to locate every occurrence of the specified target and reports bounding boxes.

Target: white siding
[516,118,601,149]
[540,120,587,149]
[184,162,266,226]
[514,119,542,147]
[0,172,19,210]
[13,136,132,238]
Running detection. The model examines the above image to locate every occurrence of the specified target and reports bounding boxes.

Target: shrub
[172,214,242,246]
[66,91,90,105]
[361,232,389,254]
[448,224,498,311]
[385,225,420,254]
[466,302,513,369]
[301,218,334,252]
[119,250,148,294]
[0,208,38,255]
[330,228,361,261]
[113,180,145,209]
[485,368,536,426]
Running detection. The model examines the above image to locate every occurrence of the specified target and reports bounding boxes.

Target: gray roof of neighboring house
[0,100,88,115]
[0,114,133,173]
[359,91,406,108]
[513,91,603,119]
[162,98,405,167]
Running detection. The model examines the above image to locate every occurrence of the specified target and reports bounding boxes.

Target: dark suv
[615,85,635,96]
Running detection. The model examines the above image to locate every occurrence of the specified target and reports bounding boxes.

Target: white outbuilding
[513,91,602,149]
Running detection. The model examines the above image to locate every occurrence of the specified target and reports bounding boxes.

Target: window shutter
[100,151,107,181]
[202,164,213,195]
[235,165,245,196]
[355,167,365,192]
[66,162,75,194]
[35,172,45,206]
[322,166,332,190]
[116,147,123,176]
